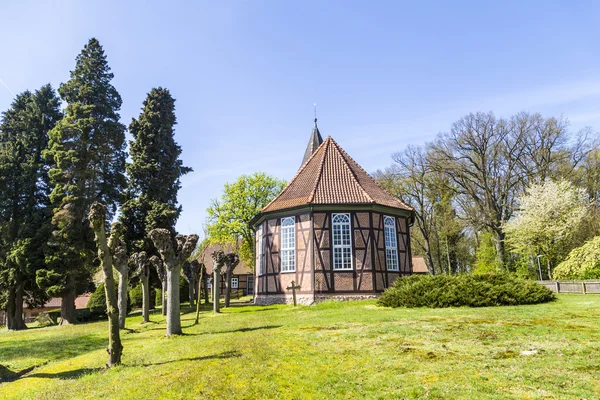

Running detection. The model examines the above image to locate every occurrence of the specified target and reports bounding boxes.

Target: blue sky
[2,1,600,235]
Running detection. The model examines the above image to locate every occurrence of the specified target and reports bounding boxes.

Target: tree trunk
[425,251,436,275]
[11,285,27,330]
[224,266,232,308]
[213,269,221,313]
[161,280,168,316]
[194,274,202,325]
[494,230,506,269]
[188,277,195,308]
[59,287,76,326]
[90,203,123,367]
[117,270,128,329]
[547,258,553,280]
[141,274,150,323]
[5,288,15,329]
[203,272,209,304]
[166,265,182,336]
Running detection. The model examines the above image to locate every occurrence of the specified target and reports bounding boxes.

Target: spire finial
[314,103,317,124]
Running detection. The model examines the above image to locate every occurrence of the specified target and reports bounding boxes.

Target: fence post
[555,281,560,293]
[582,282,586,295]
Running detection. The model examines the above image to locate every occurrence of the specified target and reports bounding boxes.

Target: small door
[247,276,254,295]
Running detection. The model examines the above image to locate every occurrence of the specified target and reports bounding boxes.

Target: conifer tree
[121,87,191,252]
[37,38,127,325]
[0,85,62,330]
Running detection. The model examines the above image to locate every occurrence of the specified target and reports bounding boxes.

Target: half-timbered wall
[256,210,412,298]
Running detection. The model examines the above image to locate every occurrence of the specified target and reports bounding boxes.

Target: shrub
[554,236,600,280]
[377,273,555,308]
[88,282,132,318]
[129,284,156,310]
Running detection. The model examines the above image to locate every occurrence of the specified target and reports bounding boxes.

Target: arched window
[384,216,399,271]
[332,213,352,270]
[280,217,295,272]
[257,225,264,275]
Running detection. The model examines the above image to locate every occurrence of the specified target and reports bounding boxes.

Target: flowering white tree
[504,180,589,278]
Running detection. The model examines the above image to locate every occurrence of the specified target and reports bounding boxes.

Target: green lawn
[1,294,599,399]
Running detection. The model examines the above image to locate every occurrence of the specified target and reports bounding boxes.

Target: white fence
[538,280,600,294]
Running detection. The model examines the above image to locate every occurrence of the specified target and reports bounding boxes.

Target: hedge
[377,273,555,308]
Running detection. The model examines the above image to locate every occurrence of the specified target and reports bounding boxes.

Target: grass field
[0,294,599,399]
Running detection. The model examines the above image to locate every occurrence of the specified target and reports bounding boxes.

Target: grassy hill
[1,294,599,399]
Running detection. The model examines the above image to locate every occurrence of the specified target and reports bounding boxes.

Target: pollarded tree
[207,172,285,270]
[108,222,129,329]
[0,85,62,330]
[150,255,167,316]
[130,251,151,323]
[223,253,239,308]
[182,259,200,307]
[504,180,590,278]
[89,202,122,367]
[148,229,198,336]
[38,38,127,324]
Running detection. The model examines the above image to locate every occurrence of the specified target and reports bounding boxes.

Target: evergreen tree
[121,87,191,253]
[37,38,127,324]
[0,85,62,330]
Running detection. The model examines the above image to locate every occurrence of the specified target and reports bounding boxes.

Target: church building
[251,119,414,305]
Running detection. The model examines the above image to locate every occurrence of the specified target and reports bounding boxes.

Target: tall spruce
[0,85,62,330]
[37,38,127,325]
[121,87,191,254]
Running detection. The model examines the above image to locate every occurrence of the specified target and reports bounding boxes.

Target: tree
[148,229,198,336]
[121,87,190,253]
[89,203,122,367]
[504,180,589,278]
[108,222,129,329]
[151,255,167,316]
[130,252,151,323]
[207,172,285,269]
[429,112,583,268]
[182,260,200,307]
[0,85,62,330]
[554,236,600,280]
[38,38,127,325]
[223,253,240,307]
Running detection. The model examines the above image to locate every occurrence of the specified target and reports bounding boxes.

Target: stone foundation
[254,294,315,306]
[254,292,380,305]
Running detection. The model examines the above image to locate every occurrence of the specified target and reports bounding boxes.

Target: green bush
[129,284,156,310]
[88,282,132,318]
[554,236,600,280]
[155,275,190,307]
[378,273,555,308]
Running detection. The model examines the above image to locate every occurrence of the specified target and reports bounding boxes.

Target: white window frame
[332,213,353,270]
[231,277,239,289]
[280,217,296,272]
[257,225,264,275]
[384,216,399,271]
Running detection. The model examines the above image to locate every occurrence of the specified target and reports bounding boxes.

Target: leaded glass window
[384,216,399,271]
[280,217,295,272]
[332,213,352,270]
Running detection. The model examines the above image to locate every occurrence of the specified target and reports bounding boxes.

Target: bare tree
[89,203,122,367]
[148,229,198,336]
[130,252,151,323]
[223,253,240,307]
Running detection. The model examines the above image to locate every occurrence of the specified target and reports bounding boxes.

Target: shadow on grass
[140,350,241,367]
[24,367,103,380]
[181,324,282,336]
[0,365,35,383]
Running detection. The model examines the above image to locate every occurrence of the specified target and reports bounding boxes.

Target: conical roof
[301,118,323,167]
[262,136,412,213]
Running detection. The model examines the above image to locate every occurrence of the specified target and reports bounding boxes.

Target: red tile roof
[262,136,412,213]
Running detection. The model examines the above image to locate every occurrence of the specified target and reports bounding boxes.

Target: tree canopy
[207,172,285,269]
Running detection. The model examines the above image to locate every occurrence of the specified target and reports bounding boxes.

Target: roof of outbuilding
[262,136,412,213]
[198,242,253,275]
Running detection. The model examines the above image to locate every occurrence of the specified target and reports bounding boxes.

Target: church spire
[301,117,324,167]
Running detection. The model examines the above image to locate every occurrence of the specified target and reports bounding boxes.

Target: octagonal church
[251,119,414,305]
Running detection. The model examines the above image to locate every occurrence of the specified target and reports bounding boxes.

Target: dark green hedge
[377,273,555,308]
[88,282,132,318]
